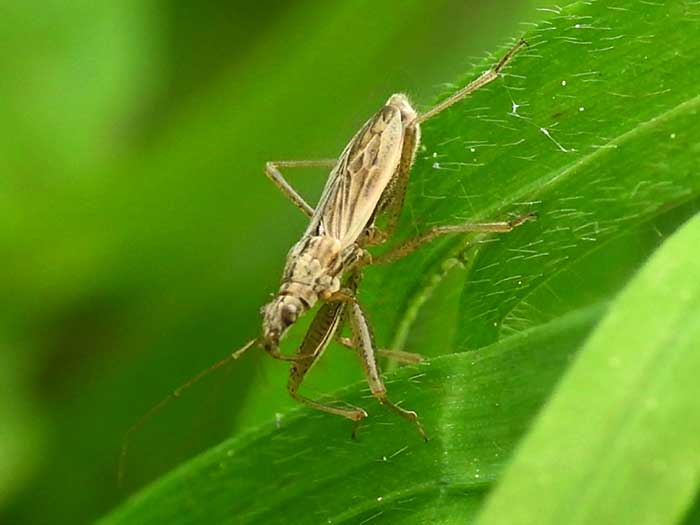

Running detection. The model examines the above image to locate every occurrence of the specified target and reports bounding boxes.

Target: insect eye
[281,304,298,325]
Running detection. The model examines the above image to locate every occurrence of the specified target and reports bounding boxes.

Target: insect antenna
[117,337,258,488]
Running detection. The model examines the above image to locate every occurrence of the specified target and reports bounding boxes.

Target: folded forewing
[307,105,404,248]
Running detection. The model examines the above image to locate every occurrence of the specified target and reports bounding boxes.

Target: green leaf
[102,305,601,525]
[475,211,700,525]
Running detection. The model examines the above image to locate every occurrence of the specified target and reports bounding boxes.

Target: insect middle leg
[371,212,536,266]
[346,298,427,441]
[264,159,336,217]
[287,301,367,423]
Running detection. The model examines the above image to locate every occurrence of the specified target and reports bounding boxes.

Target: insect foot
[373,390,428,442]
[510,211,538,228]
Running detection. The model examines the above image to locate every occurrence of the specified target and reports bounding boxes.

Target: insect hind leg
[414,38,528,125]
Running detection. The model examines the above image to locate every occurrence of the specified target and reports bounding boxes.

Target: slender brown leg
[372,212,536,266]
[337,336,423,365]
[346,299,427,440]
[287,302,367,422]
[414,38,528,125]
[264,159,337,217]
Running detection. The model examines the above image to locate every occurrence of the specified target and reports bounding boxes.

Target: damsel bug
[119,39,534,483]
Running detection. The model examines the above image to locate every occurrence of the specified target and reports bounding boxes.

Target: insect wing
[308,105,404,248]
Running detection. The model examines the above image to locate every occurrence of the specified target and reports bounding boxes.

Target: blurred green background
[0,1,539,523]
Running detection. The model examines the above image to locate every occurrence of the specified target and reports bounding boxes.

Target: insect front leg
[346,299,427,441]
[287,302,368,424]
[264,159,337,217]
[372,212,537,266]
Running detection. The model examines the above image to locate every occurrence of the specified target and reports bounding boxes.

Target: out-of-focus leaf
[0,0,160,171]
[0,348,43,508]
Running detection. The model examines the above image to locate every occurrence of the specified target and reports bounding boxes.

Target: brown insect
[119,38,533,484]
